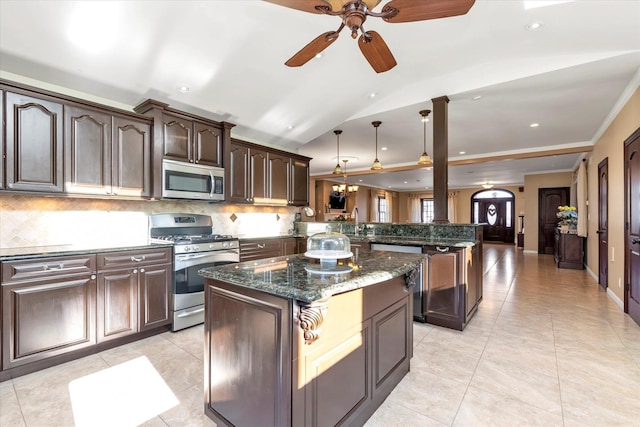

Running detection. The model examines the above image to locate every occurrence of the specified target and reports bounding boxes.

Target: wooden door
[624,128,640,326]
[476,199,514,243]
[97,269,138,342]
[5,92,63,192]
[290,159,309,206]
[64,105,112,195]
[538,187,569,254]
[227,141,249,203]
[139,263,172,331]
[113,116,151,197]
[250,148,268,201]
[268,153,290,202]
[162,114,191,162]
[193,121,222,166]
[598,158,609,289]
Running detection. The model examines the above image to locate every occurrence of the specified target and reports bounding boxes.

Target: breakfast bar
[199,249,423,427]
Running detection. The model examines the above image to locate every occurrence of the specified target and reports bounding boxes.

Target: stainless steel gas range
[149,213,239,331]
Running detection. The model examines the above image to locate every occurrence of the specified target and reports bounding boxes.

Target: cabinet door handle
[131,256,145,262]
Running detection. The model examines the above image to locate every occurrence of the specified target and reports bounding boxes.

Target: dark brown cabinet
[161,113,223,167]
[423,244,482,331]
[1,255,97,370]
[227,140,268,204]
[64,105,151,197]
[554,230,585,269]
[240,238,284,262]
[226,138,310,206]
[1,247,171,380]
[97,248,172,338]
[281,238,298,256]
[205,273,412,427]
[5,91,64,193]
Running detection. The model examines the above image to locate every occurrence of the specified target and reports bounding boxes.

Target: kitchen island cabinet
[200,250,422,427]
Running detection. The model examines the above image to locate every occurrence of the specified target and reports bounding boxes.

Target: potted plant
[557,205,578,233]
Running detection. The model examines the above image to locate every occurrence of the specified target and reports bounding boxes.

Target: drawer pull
[131,256,146,262]
[436,246,450,253]
[257,243,266,249]
[43,263,64,271]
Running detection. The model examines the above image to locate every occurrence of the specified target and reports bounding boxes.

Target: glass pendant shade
[332,129,343,175]
[370,121,383,170]
[417,109,432,165]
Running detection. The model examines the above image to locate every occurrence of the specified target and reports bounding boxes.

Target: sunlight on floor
[68,356,179,427]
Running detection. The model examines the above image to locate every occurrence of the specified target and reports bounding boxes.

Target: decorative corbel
[298,298,329,344]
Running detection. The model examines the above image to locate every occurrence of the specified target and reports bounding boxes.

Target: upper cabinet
[64,105,151,197]
[226,139,311,206]
[161,113,222,167]
[134,99,234,199]
[5,91,64,193]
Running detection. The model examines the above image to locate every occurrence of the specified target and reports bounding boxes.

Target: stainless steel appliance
[162,158,225,202]
[149,213,239,331]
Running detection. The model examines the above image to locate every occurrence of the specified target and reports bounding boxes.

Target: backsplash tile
[0,194,298,248]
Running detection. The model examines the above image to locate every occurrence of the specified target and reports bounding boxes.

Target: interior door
[538,187,569,254]
[598,158,608,289]
[624,128,640,326]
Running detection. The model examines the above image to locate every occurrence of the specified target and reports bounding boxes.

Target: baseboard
[585,265,598,282]
[607,288,624,309]
[523,249,538,254]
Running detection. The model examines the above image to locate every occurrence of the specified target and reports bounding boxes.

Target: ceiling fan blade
[285,31,339,67]
[263,0,331,14]
[358,31,397,73]
[382,0,475,23]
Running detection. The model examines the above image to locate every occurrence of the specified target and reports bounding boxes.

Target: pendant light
[417,109,432,165]
[332,130,343,175]
[370,121,383,170]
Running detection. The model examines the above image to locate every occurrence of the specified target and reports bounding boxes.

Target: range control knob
[222,241,229,248]
[184,246,191,252]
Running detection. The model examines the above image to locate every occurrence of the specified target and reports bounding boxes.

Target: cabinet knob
[140,268,145,273]
[90,274,96,280]
[133,269,138,274]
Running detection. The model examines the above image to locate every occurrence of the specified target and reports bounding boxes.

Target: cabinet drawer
[2,255,96,283]
[98,248,172,270]
[239,239,282,262]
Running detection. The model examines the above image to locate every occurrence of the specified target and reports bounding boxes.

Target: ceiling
[1,0,639,191]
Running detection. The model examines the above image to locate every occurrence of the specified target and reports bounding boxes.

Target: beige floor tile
[364,399,446,427]
[453,385,564,427]
[0,380,25,427]
[470,356,562,414]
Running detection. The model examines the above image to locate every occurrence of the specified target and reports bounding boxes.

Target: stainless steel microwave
[162,159,225,202]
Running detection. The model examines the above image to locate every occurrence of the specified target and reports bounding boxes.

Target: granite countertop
[198,249,424,303]
[244,233,477,248]
[0,242,173,261]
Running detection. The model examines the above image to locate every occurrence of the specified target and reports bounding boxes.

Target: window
[378,196,388,223]
[421,198,434,223]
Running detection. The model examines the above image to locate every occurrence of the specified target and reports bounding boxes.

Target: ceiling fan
[264,0,475,73]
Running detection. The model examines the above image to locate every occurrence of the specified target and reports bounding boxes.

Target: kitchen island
[199,249,423,427]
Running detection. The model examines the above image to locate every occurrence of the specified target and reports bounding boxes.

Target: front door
[538,187,569,254]
[624,128,640,326]
[471,189,515,244]
[598,158,608,290]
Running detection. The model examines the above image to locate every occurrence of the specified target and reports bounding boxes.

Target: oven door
[174,249,239,295]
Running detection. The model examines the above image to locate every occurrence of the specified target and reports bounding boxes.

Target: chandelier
[332,159,359,194]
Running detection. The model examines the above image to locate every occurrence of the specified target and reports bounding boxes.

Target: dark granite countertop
[0,242,173,261]
[243,233,477,248]
[198,249,424,303]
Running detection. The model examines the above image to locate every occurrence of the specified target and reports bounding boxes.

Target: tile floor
[1,244,639,426]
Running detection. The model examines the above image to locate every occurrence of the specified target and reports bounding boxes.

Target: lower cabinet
[1,255,97,370]
[1,247,172,380]
[205,275,412,426]
[423,244,482,331]
[239,237,301,261]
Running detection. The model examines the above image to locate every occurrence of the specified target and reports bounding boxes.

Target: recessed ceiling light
[403,181,408,184]
[526,21,544,30]
[472,95,483,101]
[381,147,387,151]
[459,151,466,154]
[369,92,377,99]
[287,125,294,130]
[530,122,540,128]
[177,85,190,93]
[315,52,323,59]
[358,179,363,182]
